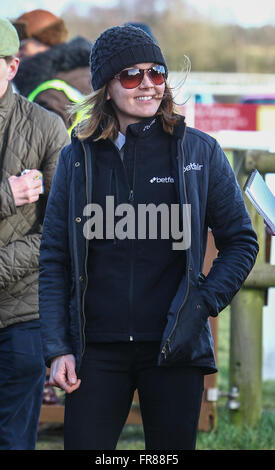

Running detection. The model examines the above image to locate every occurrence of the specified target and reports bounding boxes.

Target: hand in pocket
[169,287,210,360]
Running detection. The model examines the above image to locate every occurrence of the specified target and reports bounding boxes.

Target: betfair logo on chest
[184,163,203,172]
[150,176,175,183]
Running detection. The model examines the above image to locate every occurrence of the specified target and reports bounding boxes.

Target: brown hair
[71,81,181,141]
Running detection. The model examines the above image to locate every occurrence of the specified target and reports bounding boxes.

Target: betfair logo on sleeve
[184,163,203,172]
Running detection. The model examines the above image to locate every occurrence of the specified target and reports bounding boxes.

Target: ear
[8,57,20,81]
[106,84,111,101]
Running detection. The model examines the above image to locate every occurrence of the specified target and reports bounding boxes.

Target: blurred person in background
[0,17,69,450]
[39,25,258,450]
[124,21,158,42]
[13,9,92,134]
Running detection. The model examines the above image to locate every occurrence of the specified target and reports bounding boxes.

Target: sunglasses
[114,65,166,89]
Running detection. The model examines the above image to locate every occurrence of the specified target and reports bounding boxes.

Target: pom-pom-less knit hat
[90,25,168,91]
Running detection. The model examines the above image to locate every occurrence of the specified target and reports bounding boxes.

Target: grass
[36,309,275,450]
[197,409,275,450]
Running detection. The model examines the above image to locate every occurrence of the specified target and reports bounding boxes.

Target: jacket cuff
[0,179,17,219]
[45,350,74,369]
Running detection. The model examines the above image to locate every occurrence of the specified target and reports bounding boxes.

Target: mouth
[135,96,154,101]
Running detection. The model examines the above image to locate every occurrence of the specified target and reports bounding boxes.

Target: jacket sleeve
[0,114,69,220]
[0,178,17,220]
[200,141,259,316]
[0,232,41,291]
[39,147,73,367]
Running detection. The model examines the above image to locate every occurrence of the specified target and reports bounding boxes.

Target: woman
[39,25,258,450]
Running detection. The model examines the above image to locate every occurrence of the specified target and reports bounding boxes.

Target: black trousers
[64,342,204,450]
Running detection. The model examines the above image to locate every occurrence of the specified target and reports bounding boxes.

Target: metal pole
[229,150,265,427]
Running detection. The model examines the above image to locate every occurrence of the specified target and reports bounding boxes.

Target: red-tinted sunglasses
[114,65,166,89]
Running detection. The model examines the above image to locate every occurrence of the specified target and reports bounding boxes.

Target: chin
[138,108,158,118]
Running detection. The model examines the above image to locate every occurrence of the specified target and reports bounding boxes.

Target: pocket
[169,286,209,361]
[10,325,44,377]
[183,287,209,334]
[197,272,207,286]
[190,319,215,362]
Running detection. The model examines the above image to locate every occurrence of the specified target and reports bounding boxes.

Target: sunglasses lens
[119,69,143,89]
[148,66,166,85]
[117,65,166,89]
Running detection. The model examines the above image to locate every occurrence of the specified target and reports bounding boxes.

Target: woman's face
[107,62,165,134]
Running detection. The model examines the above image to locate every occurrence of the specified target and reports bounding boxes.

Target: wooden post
[198,231,219,431]
[229,150,266,427]
[245,263,275,288]
[245,150,275,174]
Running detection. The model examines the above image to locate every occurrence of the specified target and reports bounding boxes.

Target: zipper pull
[128,189,134,201]
[161,346,167,360]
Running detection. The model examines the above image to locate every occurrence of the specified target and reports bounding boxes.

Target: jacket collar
[171,114,186,140]
[0,82,15,129]
[126,116,160,138]
[70,116,161,148]
[127,114,186,140]
[71,113,187,150]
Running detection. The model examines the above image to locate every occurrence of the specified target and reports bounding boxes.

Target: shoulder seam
[185,127,217,150]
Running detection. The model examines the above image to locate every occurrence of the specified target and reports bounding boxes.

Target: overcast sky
[3,0,275,27]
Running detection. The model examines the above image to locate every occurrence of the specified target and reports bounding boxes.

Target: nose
[139,70,153,88]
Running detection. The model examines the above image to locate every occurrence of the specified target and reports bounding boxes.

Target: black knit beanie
[90,25,168,91]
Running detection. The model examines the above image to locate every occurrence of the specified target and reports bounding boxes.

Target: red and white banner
[180,103,259,132]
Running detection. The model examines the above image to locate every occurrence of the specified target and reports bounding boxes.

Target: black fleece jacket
[84,118,186,342]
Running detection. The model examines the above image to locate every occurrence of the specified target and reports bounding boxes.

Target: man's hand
[49,354,81,394]
[8,169,43,207]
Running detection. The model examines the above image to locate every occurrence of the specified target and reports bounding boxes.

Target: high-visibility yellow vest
[28,79,84,135]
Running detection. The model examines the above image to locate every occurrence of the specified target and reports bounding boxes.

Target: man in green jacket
[0,17,69,450]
